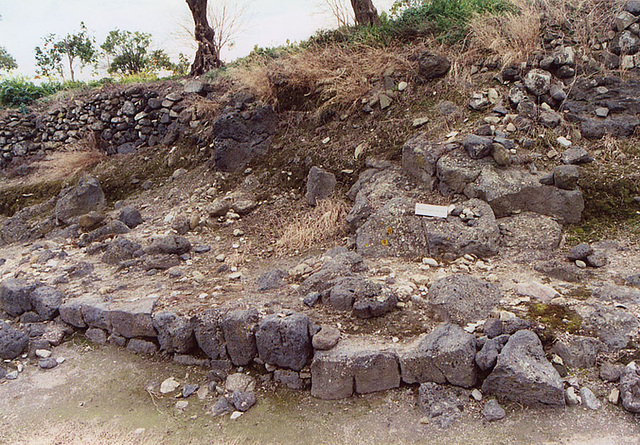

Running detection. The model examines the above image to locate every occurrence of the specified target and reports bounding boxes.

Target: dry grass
[469,0,626,69]
[230,42,416,111]
[275,198,349,253]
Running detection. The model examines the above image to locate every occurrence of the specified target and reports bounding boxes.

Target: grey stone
[109,296,158,338]
[575,303,639,349]
[274,369,306,389]
[553,165,580,190]
[399,323,477,387]
[225,373,256,393]
[422,199,500,260]
[428,274,501,325]
[231,391,256,412]
[182,384,199,398]
[118,207,144,229]
[463,134,493,160]
[465,167,584,224]
[580,387,601,410]
[80,298,111,331]
[55,176,105,225]
[58,299,88,328]
[206,198,230,217]
[492,143,511,166]
[483,318,503,338]
[620,368,640,412]
[482,330,565,407]
[256,312,312,371]
[184,80,205,94]
[78,221,130,247]
[567,243,594,261]
[502,317,532,335]
[418,382,464,428]
[626,0,640,16]
[147,234,191,255]
[194,309,226,360]
[305,166,336,206]
[524,69,552,96]
[586,252,608,268]
[611,30,640,55]
[142,254,180,271]
[551,335,603,369]
[256,269,287,292]
[565,386,581,406]
[600,362,625,382]
[153,311,195,354]
[417,51,451,80]
[562,148,593,165]
[482,399,506,422]
[540,111,561,128]
[310,341,399,399]
[352,293,397,319]
[499,212,562,252]
[211,397,234,416]
[101,237,142,265]
[38,357,58,369]
[221,309,259,366]
[127,338,158,354]
[325,277,376,311]
[0,278,36,317]
[85,328,107,345]
[0,323,28,359]
[312,325,340,350]
[402,136,453,189]
[475,334,510,371]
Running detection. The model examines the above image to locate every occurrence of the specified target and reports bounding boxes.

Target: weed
[528,302,582,334]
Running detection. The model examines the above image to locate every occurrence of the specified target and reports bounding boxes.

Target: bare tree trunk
[186,0,223,76]
[350,0,380,26]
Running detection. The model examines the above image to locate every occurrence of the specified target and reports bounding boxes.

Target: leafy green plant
[101,29,179,76]
[34,22,97,81]
[0,46,17,71]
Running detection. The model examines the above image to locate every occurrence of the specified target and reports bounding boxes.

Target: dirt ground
[0,341,639,445]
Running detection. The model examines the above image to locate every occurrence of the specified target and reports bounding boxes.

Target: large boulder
[55,176,105,225]
[575,303,639,350]
[256,312,312,371]
[346,165,416,231]
[482,330,565,407]
[109,296,158,338]
[220,309,259,366]
[193,309,226,360]
[355,196,429,259]
[305,166,336,206]
[428,274,501,325]
[211,105,277,172]
[620,367,640,413]
[310,341,400,399]
[0,323,28,359]
[0,278,36,317]
[401,136,455,190]
[417,51,451,80]
[464,167,584,224]
[153,311,195,354]
[551,334,604,369]
[422,199,500,259]
[30,285,63,320]
[399,323,477,387]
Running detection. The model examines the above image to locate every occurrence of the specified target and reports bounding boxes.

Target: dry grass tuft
[230,43,416,111]
[275,198,349,253]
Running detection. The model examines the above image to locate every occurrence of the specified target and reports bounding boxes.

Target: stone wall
[0,84,197,168]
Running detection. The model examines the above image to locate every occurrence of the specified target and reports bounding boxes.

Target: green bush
[0,77,51,107]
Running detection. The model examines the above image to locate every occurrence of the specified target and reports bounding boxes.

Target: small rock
[580,387,601,410]
[183,384,199,398]
[175,400,189,411]
[586,252,607,268]
[6,370,18,380]
[471,389,483,401]
[567,243,593,261]
[312,325,340,350]
[595,107,610,118]
[609,388,621,405]
[482,399,506,422]
[557,136,572,148]
[231,390,256,412]
[553,165,579,190]
[230,411,243,420]
[160,377,180,394]
[38,357,58,369]
[565,387,581,406]
[35,349,52,358]
[575,260,587,269]
[561,147,593,165]
[398,81,408,91]
[600,362,624,382]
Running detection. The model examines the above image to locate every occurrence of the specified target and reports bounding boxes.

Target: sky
[0,0,395,79]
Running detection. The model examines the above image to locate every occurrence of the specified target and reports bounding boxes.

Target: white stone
[471,389,483,401]
[557,136,572,148]
[230,411,243,420]
[175,400,189,411]
[160,377,180,394]
[422,258,439,267]
[398,81,408,91]
[609,388,620,405]
[575,260,587,269]
[35,349,51,358]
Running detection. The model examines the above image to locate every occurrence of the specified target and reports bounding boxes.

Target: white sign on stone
[415,203,452,218]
